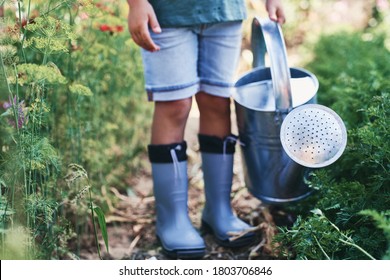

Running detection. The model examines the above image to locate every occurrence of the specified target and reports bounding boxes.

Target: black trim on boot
[148,141,187,163]
[198,134,237,154]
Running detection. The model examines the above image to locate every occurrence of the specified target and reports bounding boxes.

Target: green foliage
[64,163,109,259]
[306,32,390,127]
[9,63,67,85]
[24,16,77,56]
[5,134,60,172]
[275,29,390,259]
[69,83,93,97]
[0,0,150,259]
[360,210,390,259]
[93,204,109,254]
[275,209,375,260]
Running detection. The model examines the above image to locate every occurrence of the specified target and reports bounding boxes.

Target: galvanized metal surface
[234,18,319,204]
[234,17,347,204]
[253,17,292,110]
[234,67,318,112]
[235,103,315,204]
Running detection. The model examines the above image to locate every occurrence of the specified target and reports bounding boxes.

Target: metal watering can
[233,18,347,204]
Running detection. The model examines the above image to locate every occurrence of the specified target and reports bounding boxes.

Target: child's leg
[195,92,231,138]
[140,27,207,258]
[151,98,192,144]
[195,21,254,247]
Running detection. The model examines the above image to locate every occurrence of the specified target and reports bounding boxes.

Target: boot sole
[156,236,206,259]
[201,220,255,248]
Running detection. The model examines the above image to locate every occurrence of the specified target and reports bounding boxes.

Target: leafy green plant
[0,0,150,259]
[64,163,109,259]
[275,209,375,260]
[0,0,152,259]
[360,210,390,259]
[306,32,390,127]
[274,28,390,259]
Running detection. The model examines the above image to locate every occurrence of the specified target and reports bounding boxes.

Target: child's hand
[127,0,161,52]
[266,0,286,24]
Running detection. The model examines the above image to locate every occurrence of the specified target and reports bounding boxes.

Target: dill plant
[1,0,150,259]
[0,0,118,259]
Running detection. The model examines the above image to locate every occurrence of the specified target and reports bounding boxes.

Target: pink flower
[377,0,389,10]
[80,12,89,20]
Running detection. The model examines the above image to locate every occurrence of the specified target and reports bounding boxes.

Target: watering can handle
[251,17,293,111]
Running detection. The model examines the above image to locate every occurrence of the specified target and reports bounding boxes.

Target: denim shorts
[141,21,243,101]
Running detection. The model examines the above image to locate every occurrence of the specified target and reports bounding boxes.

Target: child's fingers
[268,7,285,24]
[140,28,160,52]
[148,10,161,34]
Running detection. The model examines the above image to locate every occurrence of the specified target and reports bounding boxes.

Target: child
[126,0,285,259]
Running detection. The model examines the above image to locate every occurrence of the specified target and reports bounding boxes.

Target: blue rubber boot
[199,134,255,247]
[148,141,206,259]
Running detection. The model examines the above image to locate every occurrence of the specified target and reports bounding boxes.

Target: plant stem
[0,52,13,94]
[88,184,102,259]
[11,64,20,134]
[313,235,331,260]
[15,0,27,62]
[39,1,69,18]
[324,212,376,260]
[338,238,376,260]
